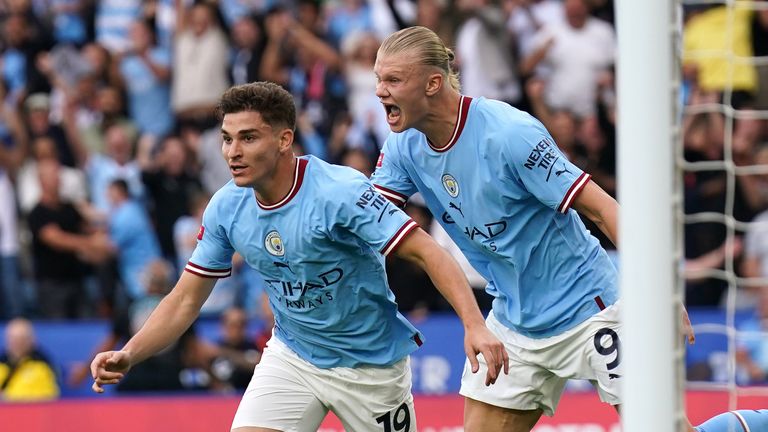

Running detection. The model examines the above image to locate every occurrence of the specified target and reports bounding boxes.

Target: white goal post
[616,1,686,431]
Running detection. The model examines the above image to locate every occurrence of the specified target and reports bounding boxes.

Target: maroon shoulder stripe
[381,219,419,256]
[374,184,408,207]
[557,173,591,214]
[185,262,232,278]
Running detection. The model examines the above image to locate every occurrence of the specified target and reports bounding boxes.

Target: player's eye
[223,136,232,144]
[243,135,256,142]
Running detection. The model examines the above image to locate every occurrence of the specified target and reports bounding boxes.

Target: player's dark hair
[216,81,296,131]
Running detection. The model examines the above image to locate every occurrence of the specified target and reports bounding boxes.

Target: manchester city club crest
[264,230,285,256]
[442,173,459,198]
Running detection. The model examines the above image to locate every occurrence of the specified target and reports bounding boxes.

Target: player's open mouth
[230,164,247,175]
[384,104,401,125]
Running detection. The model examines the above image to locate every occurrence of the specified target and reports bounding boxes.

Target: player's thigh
[464,397,543,432]
[459,313,568,417]
[230,347,327,432]
[326,357,417,432]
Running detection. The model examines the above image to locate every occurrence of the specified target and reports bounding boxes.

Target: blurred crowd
[1,0,768,399]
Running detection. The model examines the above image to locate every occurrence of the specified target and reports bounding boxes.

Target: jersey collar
[427,95,472,153]
[256,157,308,210]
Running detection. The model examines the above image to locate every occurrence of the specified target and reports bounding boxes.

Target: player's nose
[375,82,388,99]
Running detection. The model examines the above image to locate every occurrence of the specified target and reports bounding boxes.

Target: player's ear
[425,71,443,96]
[278,128,294,153]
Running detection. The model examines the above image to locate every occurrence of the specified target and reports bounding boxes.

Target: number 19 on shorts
[376,402,411,432]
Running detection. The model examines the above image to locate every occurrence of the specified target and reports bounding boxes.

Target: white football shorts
[231,336,417,432]
[460,302,623,416]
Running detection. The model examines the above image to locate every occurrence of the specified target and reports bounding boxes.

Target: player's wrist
[462,316,487,331]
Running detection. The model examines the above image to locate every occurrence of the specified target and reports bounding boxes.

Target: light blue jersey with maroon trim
[695,409,768,432]
[372,96,618,339]
[187,155,423,368]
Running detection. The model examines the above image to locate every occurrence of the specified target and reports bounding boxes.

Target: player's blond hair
[378,26,461,92]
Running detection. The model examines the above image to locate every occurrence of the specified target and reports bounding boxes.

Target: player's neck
[253,155,297,206]
[421,90,463,148]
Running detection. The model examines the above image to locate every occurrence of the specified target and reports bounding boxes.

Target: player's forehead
[374,52,417,77]
[221,110,272,134]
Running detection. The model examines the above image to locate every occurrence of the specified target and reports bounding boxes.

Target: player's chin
[231,175,253,188]
[387,121,407,133]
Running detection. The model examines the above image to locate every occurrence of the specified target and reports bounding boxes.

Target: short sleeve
[505,119,590,213]
[185,198,235,278]
[371,136,417,207]
[335,174,418,256]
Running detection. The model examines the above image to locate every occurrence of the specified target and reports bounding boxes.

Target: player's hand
[681,305,695,345]
[464,324,509,386]
[90,350,132,393]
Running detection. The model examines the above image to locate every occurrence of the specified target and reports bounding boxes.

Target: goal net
[618,0,768,431]
[678,0,768,418]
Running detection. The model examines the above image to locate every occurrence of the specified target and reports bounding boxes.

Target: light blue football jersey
[372,96,618,338]
[187,155,423,368]
[695,409,768,432]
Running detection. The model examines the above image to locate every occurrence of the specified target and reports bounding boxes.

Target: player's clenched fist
[90,351,132,393]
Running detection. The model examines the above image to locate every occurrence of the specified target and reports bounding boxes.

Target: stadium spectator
[47,0,89,46]
[77,85,138,156]
[209,307,261,392]
[0,81,27,318]
[16,136,88,215]
[90,81,506,430]
[683,4,757,110]
[0,318,59,401]
[229,14,266,86]
[0,12,53,105]
[171,1,230,131]
[138,135,202,264]
[734,288,768,385]
[743,169,768,288]
[324,0,375,50]
[753,2,768,113]
[106,178,162,302]
[85,123,144,212]
[506,0,564,64]
[23,92,82,169]
[27,158,111,319]
[339,30,391,151]
[0,170,22,319]
[520,0,615,119]
[455,0,521,106]
[260,6,345,147]
[94,0,142,54]
[116,18,174,139]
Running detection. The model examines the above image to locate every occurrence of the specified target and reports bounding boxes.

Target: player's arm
[90,271,216,392]
[571,179,619,247]
[570,180,696,343]
[393,227,509,385]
